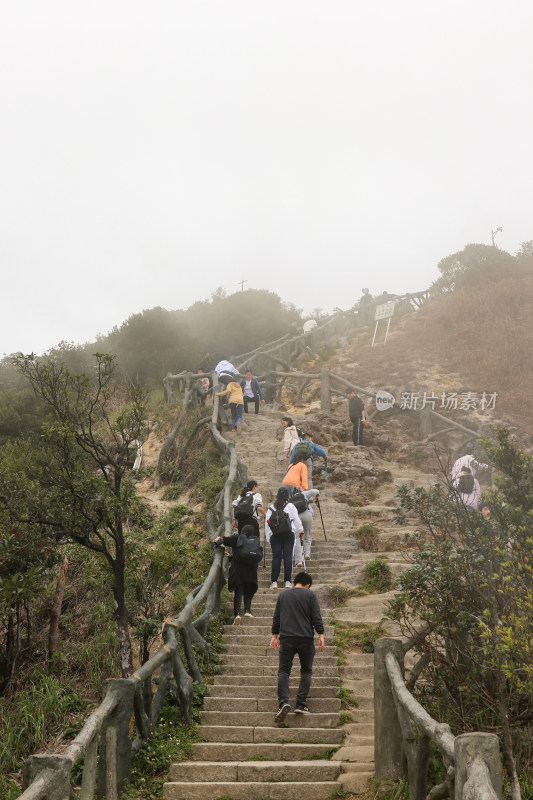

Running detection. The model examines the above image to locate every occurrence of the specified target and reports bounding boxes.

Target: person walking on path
[289,432,326,489]
[281,416,300,460]
[270,571,325,721]
[347,390,367,446]
[240,370,265,415]
[216,381,244,432]
[290,489,319,565]
[214,359,240,386]
[358,288,373,325]
[452,466,482,511]
[265,487,303,589]
[451,446,489,481]
[283,453,309,492]
[196,367,211,405]
[214,524,260,625]
[232,480,266,537]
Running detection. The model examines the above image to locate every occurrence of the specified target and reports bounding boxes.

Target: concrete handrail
[374,638,503,800]
[16,393,239,800]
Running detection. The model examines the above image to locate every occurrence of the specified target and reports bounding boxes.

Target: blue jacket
[239,377,264,401]
[289,441,327,464]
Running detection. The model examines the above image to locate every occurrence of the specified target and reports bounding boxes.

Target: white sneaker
[244,611,254,618]
[285,581,292,588]
[295,562,303,568]
[233,615,241,625]
[270,581,278,589]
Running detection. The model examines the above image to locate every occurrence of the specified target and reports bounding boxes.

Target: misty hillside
[326,250,533,433]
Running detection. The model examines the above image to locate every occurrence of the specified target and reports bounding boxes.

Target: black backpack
[268,506,292,536]
[233,493,255,520]
[457,473,475,494]
[234,533,263,566]
[285,486,308,513]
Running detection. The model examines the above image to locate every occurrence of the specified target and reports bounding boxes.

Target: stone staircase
[163,540,351,800]
[164,405,437,799]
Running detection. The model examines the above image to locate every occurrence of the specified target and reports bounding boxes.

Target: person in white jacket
[265,487,303,589]
[281,416,300,459]
[451,446,488,481]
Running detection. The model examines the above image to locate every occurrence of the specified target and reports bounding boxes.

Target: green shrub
[361,558,392,593]
[161,483,182,501]
[355,523,379,551]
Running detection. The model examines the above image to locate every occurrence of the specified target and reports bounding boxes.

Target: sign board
[374,301,396,321]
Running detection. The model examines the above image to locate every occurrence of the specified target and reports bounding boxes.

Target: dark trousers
[243,394,260,414]
[270,533,295,583]
[352,418,364,446]
[278,636,315,706]
[234,582,255,616]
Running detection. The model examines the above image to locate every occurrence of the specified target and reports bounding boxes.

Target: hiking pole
[324,460,327,497]
[315,497,327,542]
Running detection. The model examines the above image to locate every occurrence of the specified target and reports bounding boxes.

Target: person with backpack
[214,524,262,624]
[284,487,319,566]
[289,432,327,489]
[240,370,265,415]
[232,480,266,537]
[451,446,489,481]
[214,359,240,387]
[265,487,303,589]
[347,390,367,446]
[215,381,245,432]
[452,467,481,511]
[282,453,309,492]
[270,570,325,721]
[281,416,300,459]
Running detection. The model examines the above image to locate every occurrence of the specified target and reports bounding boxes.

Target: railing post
[374,637,405,782]
[320,368,331,412]
[97,678,135,799]
[22,754,71,800]
[419,407,432,439]
[455,733,502,800]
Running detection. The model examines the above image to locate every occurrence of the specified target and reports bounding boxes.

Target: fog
[1,1,532,355]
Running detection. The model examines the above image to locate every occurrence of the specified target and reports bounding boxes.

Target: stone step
[209,684,338,698]
[212,675,339,688]
[344,709,374,723]
[203,696,341,713]
[198,726,345,744]
[223,644,336,657]
[200,711,340,727]
[191,742,340,761]
[169,760,341,783]
[338,735,374,749]
[341,678,374,696]
[340,770,375,794]
[344,722,375,737]
[340,667,375,681]
[224,625,335,637]
[222,653,337,666]
[221,664,339,677]
[163,780,340,800]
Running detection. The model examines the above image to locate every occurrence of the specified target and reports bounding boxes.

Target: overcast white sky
[1,1,532,356]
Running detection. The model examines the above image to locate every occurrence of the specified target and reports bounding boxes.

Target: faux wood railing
[374,638,502,800]
[16,392,244,800]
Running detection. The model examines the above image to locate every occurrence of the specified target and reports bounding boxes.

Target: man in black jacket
[270,572,325,721]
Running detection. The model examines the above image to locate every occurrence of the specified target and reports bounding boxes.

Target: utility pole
[491,227,502,247]
[238,279,247,292]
